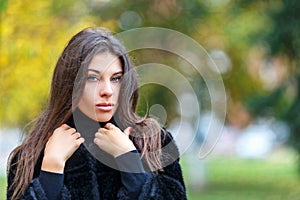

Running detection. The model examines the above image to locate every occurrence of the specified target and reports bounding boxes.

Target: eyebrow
[88,69,123,76]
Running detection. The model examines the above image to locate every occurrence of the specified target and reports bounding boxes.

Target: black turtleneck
[39,109,147,200]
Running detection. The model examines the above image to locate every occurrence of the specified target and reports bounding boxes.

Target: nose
[98,80,113,97]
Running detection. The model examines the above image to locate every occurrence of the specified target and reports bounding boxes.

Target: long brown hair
[8,27,162,200]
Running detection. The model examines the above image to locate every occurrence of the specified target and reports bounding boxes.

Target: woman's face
[78,52,123,122]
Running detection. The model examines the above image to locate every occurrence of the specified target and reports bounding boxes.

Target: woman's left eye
[111,76,122,82]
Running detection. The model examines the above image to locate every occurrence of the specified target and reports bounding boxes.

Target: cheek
[80,86,96,104]
[113,85,121,99]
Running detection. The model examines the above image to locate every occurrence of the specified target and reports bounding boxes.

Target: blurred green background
[1,0,300,199]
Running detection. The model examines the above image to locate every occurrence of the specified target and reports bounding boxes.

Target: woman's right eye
[87,75,99,81]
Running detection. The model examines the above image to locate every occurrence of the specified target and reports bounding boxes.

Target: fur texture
[7,131,187,200]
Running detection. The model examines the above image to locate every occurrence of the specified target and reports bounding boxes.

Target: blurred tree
[1,0,283,135]
[0,0,96,127]
[90,0,266,127]
[246,0,300,171]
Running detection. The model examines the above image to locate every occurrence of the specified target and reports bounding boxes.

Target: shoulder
[160,128,180,165]
[160,128,174,146]
[7,145,44,178]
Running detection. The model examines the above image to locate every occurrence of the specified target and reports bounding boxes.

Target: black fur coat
[7,128,187,200]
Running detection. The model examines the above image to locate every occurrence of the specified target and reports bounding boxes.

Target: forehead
[88,52,122,73]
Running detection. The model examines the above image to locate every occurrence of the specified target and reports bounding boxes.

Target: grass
[183,153,300,200]
[1,152,299,200]
[0,176,6,200]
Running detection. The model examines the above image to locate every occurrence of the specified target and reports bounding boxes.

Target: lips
[96,103,114,111]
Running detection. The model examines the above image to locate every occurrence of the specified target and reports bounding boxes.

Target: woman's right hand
[41,124,85,173]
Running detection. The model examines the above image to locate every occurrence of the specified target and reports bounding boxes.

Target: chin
[95,113,113,122]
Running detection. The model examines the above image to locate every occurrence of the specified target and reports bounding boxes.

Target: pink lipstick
[96,103,114,111]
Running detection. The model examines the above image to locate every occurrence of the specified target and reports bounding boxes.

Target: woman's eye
[87,75,99,81]
[111,76,122,82]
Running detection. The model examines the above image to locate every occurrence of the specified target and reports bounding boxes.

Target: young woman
[7,27,187,200]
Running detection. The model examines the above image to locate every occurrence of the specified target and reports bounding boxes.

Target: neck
[66,109,116,141]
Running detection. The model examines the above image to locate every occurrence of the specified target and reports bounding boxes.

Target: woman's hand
[41,124,85,173]
[94,123,136,157]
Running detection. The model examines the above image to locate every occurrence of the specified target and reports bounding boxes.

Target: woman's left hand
[94,123,136,157]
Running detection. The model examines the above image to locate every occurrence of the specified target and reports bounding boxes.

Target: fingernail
[129,127,133,132]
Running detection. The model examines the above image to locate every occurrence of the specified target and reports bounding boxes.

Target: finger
[66,128,76,134]
[72,132,81,139]
[124,127,133,137]
[94,137,101,145]
[95,131,106,139]
[98,128,109,134]
[77,137,85,144]
[105,123,115,130]
[60,124,71,130]
[73,137,84,148]
[95,131,101,138]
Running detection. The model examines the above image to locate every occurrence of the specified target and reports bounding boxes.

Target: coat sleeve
[6,153,71,200]
[116,130,187,200]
